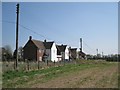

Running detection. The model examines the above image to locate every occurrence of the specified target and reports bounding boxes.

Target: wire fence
[2,59,109,73]
[2,60,77,73]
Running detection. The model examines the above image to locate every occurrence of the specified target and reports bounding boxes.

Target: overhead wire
[82,40,96,54]
[1,20,71,46]
[2,20,97,54]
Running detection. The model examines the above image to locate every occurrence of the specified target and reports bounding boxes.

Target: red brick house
[23,36,45,62]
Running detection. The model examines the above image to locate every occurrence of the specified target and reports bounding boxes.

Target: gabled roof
[56,45,67,52]
[43,42,54,49]
[70,48,77,51]
[79,51,86,56]
[56,45,61,55]
[24,36,54,50]
[31,39,45,49]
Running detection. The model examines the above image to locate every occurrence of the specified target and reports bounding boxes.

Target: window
[39,49,41,53]
[39,56,42,61]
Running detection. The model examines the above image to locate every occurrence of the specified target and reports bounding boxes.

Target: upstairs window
[39,49,41,53]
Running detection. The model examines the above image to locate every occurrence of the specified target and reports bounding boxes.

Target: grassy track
[2,60,118,88]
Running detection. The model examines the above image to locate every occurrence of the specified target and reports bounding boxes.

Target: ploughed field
[2,60,118,88]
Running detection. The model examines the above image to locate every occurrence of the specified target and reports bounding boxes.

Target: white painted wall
[51,43,57,62]
[65,46,69,59]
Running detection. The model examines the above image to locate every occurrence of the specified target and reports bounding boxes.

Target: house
[56,46,62,61]
[43,40,57,62]
[69,47,77,60]
[56,44,69,61]
[77,51,86,59]
[23,36,45,62]
[23,36,58,62]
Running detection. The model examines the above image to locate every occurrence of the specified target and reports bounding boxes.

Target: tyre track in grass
[94,63,118,88]
[76,63,118,88]
[31,67,97,88]
[31,63,117,88]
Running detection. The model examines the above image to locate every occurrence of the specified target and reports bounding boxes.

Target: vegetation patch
[2,60,117,88]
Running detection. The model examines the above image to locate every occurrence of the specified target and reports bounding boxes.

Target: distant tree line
[1,45,23,62]
[86,54,119,62]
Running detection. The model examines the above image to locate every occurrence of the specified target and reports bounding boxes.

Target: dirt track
[31,63,118,88]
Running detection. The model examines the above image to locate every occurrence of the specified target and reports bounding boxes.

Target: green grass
[2,60,116,88]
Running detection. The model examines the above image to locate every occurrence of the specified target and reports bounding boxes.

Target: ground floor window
[39,56,42,61]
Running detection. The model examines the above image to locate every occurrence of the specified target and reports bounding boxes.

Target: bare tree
[18,46,23,60]
[2,45,12,61]
[13,46,23,61]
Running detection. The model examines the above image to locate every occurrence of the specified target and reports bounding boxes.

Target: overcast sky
[2,2,118,55]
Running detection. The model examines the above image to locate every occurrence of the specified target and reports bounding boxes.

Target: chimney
[44,39,46,42]
[29,36,32,40]
[69,46,71,49]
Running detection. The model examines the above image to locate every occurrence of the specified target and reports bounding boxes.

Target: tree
[2,45,12,61]
[13,46,23,61]
[18,46,23,60]
[86,54,93,60]
[13,49,16,59]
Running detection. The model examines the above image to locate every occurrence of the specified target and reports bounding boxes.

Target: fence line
[2,59,78,72]
[2,59,108,73]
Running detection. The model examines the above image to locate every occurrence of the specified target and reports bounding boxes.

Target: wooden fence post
[14,59,16,70]
[47,60,48,66]
[54,60,55,66]
[38,61,40,70]
[27,59,29,71]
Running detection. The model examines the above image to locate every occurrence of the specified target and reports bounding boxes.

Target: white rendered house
[56,44,69,61]
[43,40,58,62]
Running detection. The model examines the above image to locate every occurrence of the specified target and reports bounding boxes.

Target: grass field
[2,60,118,88]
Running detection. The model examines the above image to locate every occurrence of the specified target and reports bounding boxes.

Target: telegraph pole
[15,3,19,70]
[96,49,98,56]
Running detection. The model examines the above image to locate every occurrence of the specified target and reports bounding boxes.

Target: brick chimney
[69,46,71,49]
[29,36,32,40]
[44,39,46,42]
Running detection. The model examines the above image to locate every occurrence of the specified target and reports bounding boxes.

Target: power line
[83,40,96,54]
[2,20,100,53]
[19,24,50,40]
[1,20,50,40]
[83,44,95,54]
[2,20,71,46]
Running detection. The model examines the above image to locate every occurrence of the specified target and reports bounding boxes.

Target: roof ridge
[44,41,54,43]
[31,39,45,49]
[32,39,43,42]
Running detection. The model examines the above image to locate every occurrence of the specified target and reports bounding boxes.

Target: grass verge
[2,60,116,88]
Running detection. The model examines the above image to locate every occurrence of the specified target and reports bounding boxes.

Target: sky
[2,2,118,55]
